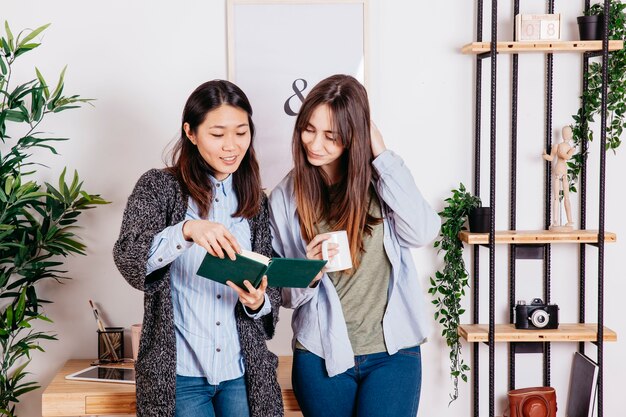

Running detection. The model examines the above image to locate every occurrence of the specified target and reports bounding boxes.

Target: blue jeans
[175,374,250,417]
[292,346,422,417]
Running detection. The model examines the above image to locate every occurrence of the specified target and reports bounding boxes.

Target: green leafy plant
[428,183,481,404]
[0,22,108,416]
[569,0,626,192]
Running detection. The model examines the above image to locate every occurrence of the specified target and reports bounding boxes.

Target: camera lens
[530,310,550,328]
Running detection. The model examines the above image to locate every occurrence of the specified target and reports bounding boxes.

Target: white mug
[321,230,353,273]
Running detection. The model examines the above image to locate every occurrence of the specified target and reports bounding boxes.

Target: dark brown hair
[292,74,381,269]
[167,80,262,219]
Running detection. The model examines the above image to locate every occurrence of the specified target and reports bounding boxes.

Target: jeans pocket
[396,345,421,358]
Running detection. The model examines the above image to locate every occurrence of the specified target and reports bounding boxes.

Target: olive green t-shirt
[318,191,391,355]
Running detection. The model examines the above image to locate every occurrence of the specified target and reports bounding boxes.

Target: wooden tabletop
[42,357,300,416]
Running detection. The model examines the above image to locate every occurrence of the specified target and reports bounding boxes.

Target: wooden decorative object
[515,14,561,41]
[543,126,576,232]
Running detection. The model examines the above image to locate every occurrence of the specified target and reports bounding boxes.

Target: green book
[196,250,327,289]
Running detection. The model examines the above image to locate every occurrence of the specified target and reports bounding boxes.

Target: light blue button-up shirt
[269,150,441,377]
[147,174,271,384]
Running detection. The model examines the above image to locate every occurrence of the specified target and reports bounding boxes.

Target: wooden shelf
[459,323,617,343]
[462,40,624,54]
[459,229,616,245]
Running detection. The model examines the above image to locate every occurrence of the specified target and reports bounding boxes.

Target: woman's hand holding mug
[305,231,352,287]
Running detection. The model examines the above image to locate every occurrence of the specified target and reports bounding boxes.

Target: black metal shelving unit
[464,1,619,416]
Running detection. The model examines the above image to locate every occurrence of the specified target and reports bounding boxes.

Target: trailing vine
[569,0,626,192]
[428,183,481,404]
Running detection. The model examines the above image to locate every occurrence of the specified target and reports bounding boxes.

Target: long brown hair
[293,74,381,269]
[167,80,262,219]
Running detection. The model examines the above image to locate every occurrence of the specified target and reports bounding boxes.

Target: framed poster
[227,0,369,189]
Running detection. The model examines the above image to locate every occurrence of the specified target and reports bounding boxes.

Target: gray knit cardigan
[113,169,283,417]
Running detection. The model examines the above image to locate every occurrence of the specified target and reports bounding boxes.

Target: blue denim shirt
[147,174,271,384]
[269,150,440,377]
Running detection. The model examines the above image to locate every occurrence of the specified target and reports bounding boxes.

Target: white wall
[3,1,623,416]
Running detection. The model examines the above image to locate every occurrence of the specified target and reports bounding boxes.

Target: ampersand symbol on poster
[284,78,308,116]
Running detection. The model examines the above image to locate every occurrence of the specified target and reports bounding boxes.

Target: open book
[196,250,326,289]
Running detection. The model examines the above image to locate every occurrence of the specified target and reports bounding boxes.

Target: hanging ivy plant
[569,0,626,192]
[429,183,481,404]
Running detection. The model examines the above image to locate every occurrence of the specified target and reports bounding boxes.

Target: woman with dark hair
[114,80,283,417]
[269,74,440,417]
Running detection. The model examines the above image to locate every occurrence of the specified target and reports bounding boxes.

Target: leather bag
[507,386,557,417]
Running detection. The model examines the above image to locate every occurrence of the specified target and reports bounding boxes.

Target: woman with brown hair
[269,74,440,417]
[114,80,282,417]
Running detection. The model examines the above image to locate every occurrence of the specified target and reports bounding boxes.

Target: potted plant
[429,183,481,404]
[0,22,108,416]
[570,0,626,192]
[468,205,491,233]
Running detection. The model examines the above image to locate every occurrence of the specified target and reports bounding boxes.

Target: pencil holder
[97,327,124,363]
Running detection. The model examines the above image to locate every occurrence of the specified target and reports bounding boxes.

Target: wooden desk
[42,357,301,416]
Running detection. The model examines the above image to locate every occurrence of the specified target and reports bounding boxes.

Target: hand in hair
[305,234,339,286]
[227,276,268,311]
[370,121,387,158]
[182,219,241,260]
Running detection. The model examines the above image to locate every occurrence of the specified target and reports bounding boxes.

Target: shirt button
[216,321,221,326]
[216,348,221,353]
[217,294,221,299]
[176,244,182,250]
[216,183,221,187]
[157,257,163,263]
[215,198,220,202]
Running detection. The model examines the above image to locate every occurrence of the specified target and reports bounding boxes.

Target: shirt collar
[210,174,233,197]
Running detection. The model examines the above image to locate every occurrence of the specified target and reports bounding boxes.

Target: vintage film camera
[515,298,559,330]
